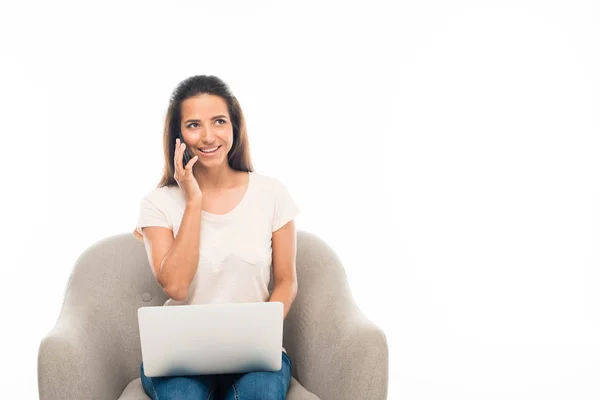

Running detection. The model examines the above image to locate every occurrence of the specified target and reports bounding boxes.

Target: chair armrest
[38,313,125,400]
[293,308,389,400]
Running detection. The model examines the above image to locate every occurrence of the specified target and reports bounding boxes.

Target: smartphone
[177,131,193,167]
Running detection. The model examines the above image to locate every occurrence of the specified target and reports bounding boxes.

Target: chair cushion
[118,376,321,399]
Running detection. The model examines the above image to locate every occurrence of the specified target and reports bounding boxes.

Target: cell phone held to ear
[178,132,193,167]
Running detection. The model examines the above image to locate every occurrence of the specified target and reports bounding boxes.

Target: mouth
[198,145,222,156]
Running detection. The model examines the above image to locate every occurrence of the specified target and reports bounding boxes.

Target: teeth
[200,146,219,153]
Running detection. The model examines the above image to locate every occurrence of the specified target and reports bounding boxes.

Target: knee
[235,374,286,400]
[259,392,283,400]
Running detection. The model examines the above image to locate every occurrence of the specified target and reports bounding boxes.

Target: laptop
[137,301,284,377]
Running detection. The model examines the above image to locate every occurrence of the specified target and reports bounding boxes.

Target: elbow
[157,264,190,301]
[164,285,190,301]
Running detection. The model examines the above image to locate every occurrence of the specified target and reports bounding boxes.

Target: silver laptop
[137,301,284,377]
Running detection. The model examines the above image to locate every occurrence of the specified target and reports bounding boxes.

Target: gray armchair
[38,230,388,399]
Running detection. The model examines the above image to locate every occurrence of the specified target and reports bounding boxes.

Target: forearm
[268,280,298,320]
[159,200,203,299]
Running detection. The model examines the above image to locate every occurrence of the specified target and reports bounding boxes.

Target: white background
[1,1,600,399]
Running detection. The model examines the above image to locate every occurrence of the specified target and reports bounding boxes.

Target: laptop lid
[137,301,284,377]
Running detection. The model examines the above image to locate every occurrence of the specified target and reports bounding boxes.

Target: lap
[139,352,292,400]
[140,362,217,400]
[220,352,293,400]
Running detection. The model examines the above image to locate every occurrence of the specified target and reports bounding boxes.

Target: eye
[188,122,199,128]
[216,119,226,125]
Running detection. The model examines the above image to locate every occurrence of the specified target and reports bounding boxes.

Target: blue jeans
[140,351,292,400]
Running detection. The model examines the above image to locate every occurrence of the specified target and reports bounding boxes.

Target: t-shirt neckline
[201,171,253,222]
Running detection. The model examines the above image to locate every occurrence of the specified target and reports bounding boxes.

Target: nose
[200,126,217,143]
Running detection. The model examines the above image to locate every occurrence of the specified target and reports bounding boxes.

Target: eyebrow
[184,115,228,124]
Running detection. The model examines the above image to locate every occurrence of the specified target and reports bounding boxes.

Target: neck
[192,164,239,192]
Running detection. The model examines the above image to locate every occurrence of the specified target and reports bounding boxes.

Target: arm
[157,200,203,300]
[268,219,298,320]
[38,311,122,400]
[310,312,388,400]
[281,231,389,399]
[268,282,297,320]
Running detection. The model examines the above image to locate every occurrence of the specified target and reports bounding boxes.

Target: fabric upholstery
[37,230,388,399]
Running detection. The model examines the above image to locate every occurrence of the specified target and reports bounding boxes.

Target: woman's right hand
[174,138,203,204]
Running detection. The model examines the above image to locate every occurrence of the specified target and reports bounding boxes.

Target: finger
[174,139,181,164]
[186,155,198,170]
[176,143,186,170]
[180,144,187,167]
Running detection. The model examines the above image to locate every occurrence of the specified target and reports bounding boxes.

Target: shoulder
[250,171,285,193]
[141,184,182,206]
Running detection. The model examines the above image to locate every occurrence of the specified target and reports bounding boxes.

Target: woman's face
[179,94,233,165]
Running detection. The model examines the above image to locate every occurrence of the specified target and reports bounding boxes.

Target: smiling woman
[181,105,230,166]
[132,75,301,400]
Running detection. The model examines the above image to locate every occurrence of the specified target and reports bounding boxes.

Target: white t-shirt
[134,171,301,308]
[134,171,300,354]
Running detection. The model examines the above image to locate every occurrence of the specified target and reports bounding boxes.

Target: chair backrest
[56,229,359,386]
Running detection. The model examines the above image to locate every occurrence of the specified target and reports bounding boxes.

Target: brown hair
[156,75,254,188]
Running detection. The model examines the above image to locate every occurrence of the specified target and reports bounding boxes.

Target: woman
[133,75,300,399]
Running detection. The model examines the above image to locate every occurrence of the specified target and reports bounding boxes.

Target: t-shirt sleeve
[133,196,172,241]
[271,178,302,232]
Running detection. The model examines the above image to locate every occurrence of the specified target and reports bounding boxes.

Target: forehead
[181,94,229,118]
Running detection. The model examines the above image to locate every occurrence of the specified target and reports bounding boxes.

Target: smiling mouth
[198,145,221,154]
[198,146,221,156]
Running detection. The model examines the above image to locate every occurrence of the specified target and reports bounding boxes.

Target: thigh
[140,362,218,400]
[222,352,292,400]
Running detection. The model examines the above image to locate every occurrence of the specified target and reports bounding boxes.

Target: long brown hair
[156,75,254,188]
